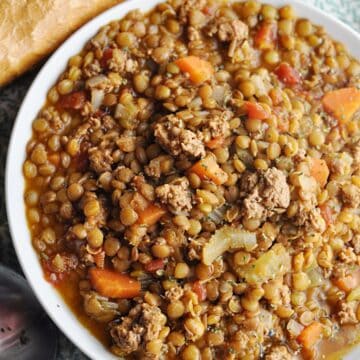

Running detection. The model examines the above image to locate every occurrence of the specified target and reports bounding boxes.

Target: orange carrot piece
[190,155,228,185]
[275,63,301,86]
[89,268,141,299]
[333,270,360,292]
[136,204,166,226]
[309,158,329,188]
[322,87,360,124]
[255,21,277,50]
[175,56,214,84]
[297,322,323,349]
[205,136,225,149]
[244,101,270,120]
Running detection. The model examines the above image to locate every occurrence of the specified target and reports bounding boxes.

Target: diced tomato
[275,63,301,86]
[100,48,113,68]
[144,259,165,272]
[205,136,225,149]
[202,5,216,16]
[319,204,334,226]
[192,281,207,301]
[244,101,270,120]
[58,91,86,110]
[255,22,277,50]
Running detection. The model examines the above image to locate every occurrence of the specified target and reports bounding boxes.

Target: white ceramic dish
[5,0,360,359]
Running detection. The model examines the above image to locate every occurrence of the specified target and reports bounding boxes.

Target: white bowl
[5,0,360,359]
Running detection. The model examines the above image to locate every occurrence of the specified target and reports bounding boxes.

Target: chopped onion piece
[86,75,108,88]
[202,226,257,265]
[238,244,291,285]
[91,89,105,110]
[347,286,360,302]
[207,206,226,224]
[287,319,304,337]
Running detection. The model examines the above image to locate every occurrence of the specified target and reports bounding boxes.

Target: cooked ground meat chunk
[156,177,192,215]
[207,17,248,57]
[110,303,166,355]
[88,148,113,173]
[154,114,205,158]
[206,109,232,139]
[341,183,360,208]
[165,285,184,301]
[240,168,290,221]
[265,346,292,360]
[338,302,358,325]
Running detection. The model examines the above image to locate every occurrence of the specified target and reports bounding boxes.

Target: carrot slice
[255,21,277,50]
[297,322,323,349]
[190,155,228,185]
[244,101,270,120]
[275,63,301,86]
[136,204,166,226]
[175,56,214,84]
[333,270,360,292]
[309,158,329,188]
[322,87,360,124]
[205,136,225,149]
[89,268,141,299]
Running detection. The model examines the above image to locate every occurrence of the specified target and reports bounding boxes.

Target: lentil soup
[22,0,360,359]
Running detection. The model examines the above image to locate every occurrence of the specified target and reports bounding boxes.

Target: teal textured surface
[306,0,360,31]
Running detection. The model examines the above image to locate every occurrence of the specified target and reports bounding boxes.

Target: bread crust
[0,0,122,87]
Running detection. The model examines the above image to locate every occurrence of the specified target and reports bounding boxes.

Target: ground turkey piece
[207,17,249,57]
[156,177,192,215]
[154,114,205,158]
[206,109,232,139]
[165,285,184,301]
[338,301,358,325]
[265,346,292,360]
[240,168,290,221]
[110,303,166,356]
[88,147,113,173]
[341,183,360,208]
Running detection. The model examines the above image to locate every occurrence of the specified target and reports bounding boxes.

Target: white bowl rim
[5,0,360,359]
